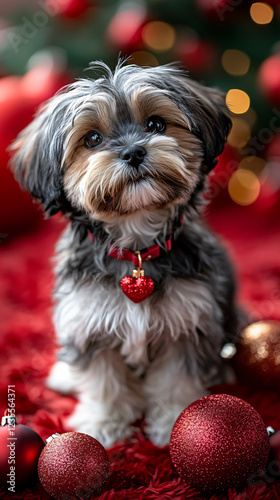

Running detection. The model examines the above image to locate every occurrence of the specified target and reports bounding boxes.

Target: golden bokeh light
[228,117,251,148]
[222,49,250,76]
[238,156,266,175]
[228,169,260,205]
[234,321,280,385]
[130,51,158,67]
[250,2,274,24]
[226,89,250,114]
[142,21,176,52]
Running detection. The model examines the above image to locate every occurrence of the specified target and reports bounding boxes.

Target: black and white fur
[11,61,239,447]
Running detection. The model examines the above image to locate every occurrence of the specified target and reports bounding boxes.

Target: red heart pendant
[120,275,154,303]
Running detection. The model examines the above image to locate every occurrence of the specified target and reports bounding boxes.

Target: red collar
[88,231,173,265]
[88,210,184,265]
[108,235,173,266]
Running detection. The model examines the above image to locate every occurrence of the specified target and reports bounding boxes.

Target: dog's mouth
[128,172,150,183]
[111,174,189,215]
[124,161,152,182]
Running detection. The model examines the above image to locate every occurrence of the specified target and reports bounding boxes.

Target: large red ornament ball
[0,76,40,237]
[233,321,280,388]
[38,432,111,499]
[20,61,71,109]
[0,421,45,491]
[170,394,270,494]
[0,60,71,238]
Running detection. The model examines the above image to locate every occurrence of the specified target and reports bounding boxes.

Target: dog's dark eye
[146,116,166,134]
[84,130,103,149]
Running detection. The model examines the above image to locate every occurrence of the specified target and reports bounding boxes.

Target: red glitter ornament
[120,274,154,303]
[120,251,154,303]
[170,394,270,494]
[38,432,110,499]
[0,411,44,491]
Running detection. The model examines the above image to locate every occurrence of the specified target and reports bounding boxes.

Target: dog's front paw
[46,361,77,394]
[145,403,186,447]
[145,393,207,447]
[67,402,137,448]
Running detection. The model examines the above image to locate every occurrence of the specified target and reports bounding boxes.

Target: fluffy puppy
[11,61,239,447]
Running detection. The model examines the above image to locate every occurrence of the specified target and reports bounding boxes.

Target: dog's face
[11,62,231,219]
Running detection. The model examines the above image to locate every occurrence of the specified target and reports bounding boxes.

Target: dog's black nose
[120,146,146,168]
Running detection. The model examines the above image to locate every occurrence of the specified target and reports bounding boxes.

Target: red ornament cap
[170,394,270,494]
[38,432,110,499]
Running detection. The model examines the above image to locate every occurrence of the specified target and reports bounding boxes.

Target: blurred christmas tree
[0,0,280,218]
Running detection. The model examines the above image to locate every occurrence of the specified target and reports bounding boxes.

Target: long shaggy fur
[10,61,239,447]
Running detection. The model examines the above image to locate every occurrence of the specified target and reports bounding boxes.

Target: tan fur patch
[62,94,116,167]
[128,87,192,130]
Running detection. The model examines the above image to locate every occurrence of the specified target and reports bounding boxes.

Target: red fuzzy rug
[0,196,280,500]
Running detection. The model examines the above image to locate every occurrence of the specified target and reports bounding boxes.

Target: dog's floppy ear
[183,78,232,172]
[9,91,71,216]
[154,66,232,173]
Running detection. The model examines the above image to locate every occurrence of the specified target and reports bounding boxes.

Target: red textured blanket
[0,197,280,500]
